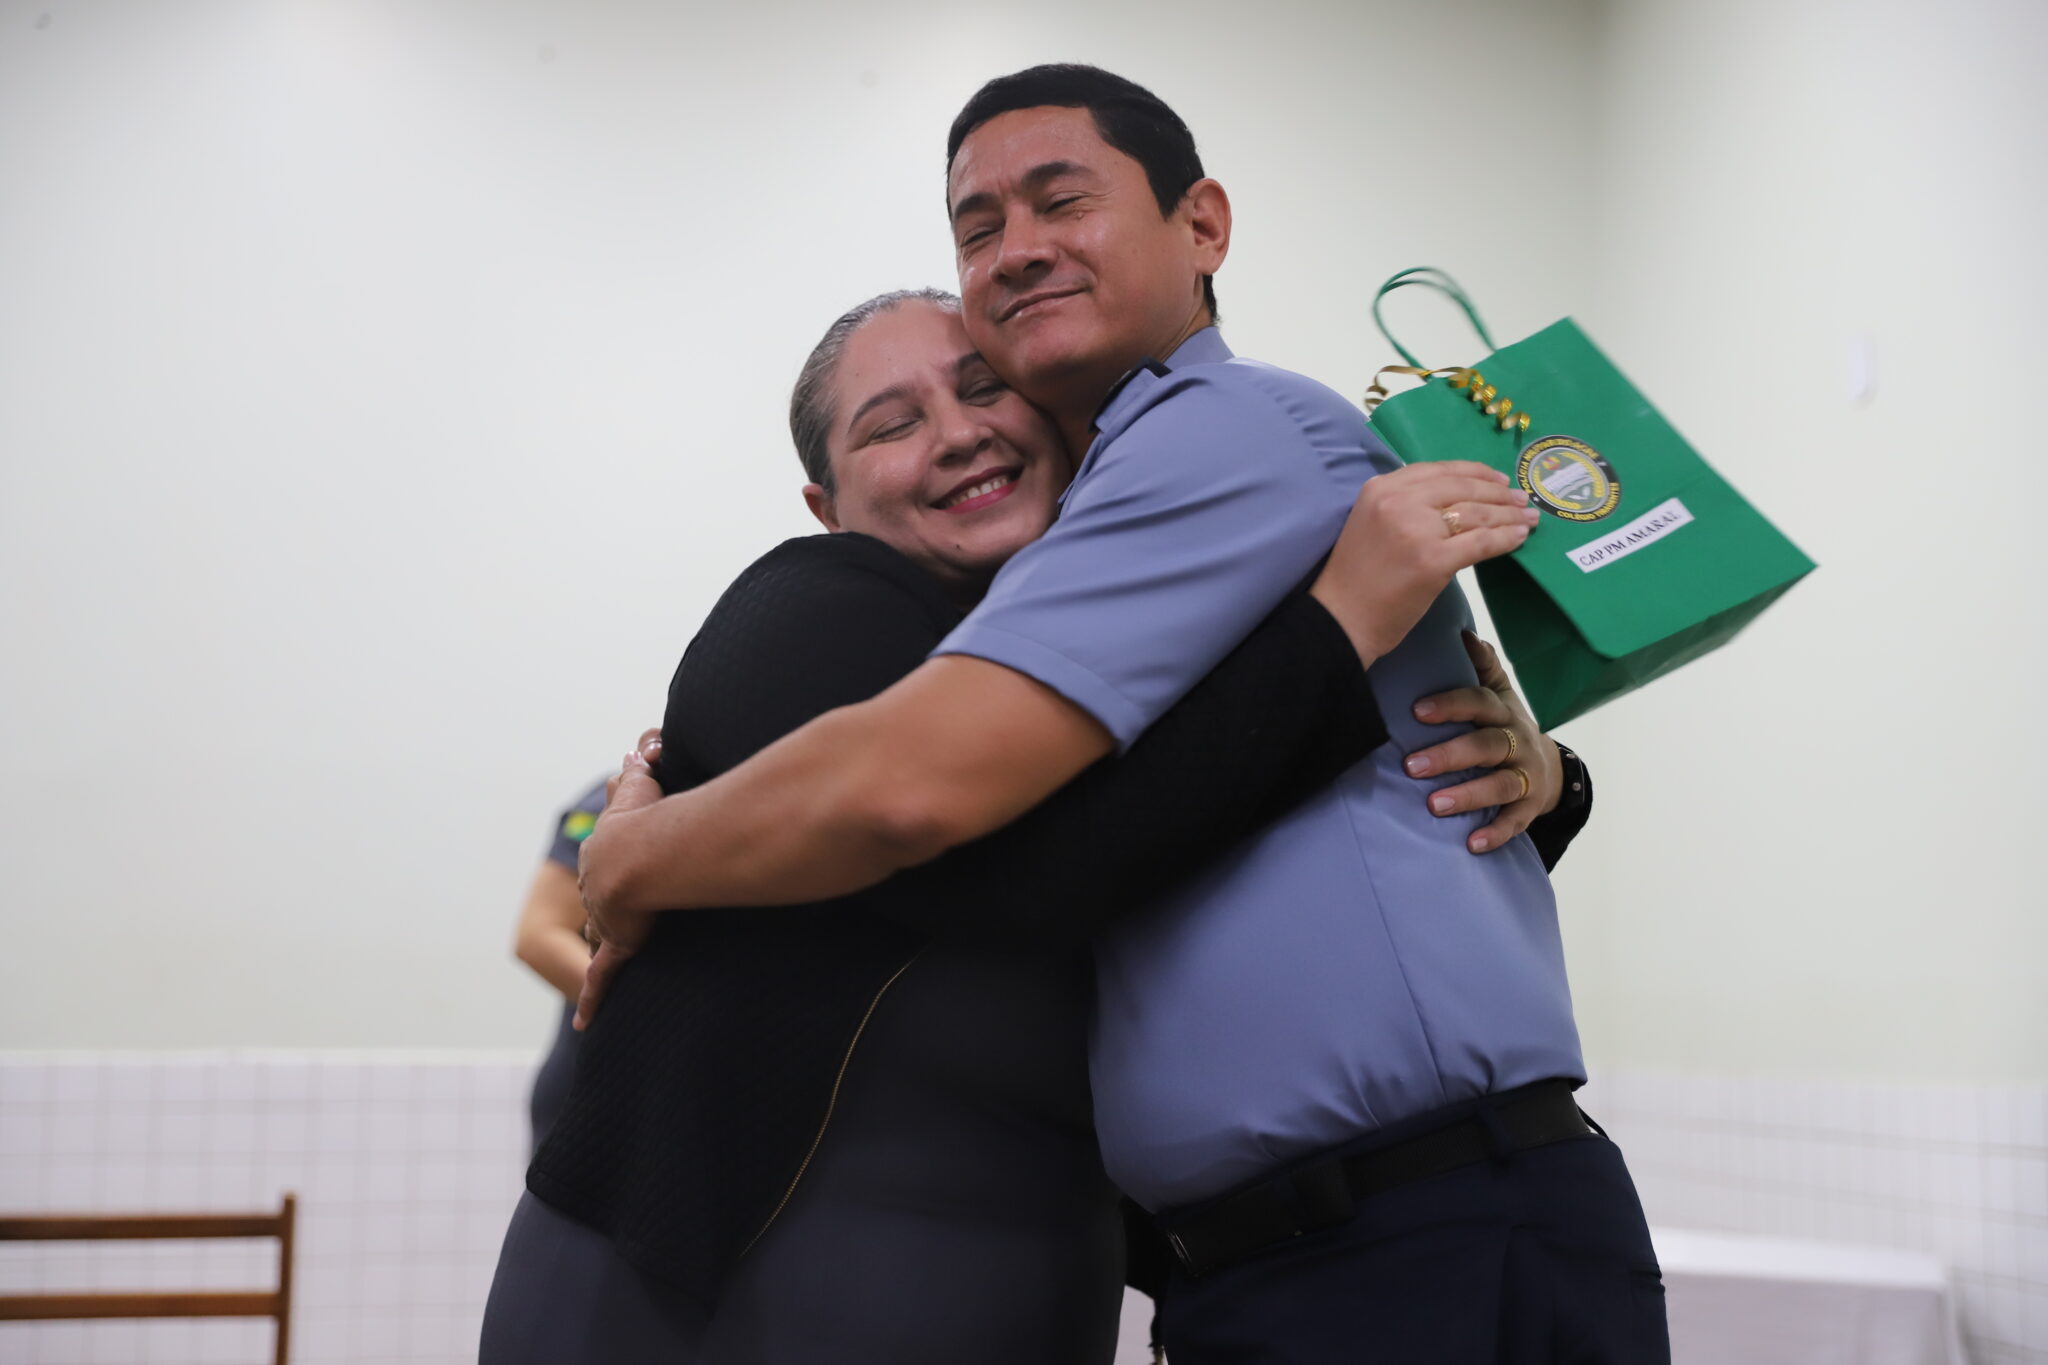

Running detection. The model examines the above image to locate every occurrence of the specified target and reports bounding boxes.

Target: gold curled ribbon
[1446,368,1533,433]
[1364,365,1535,433]
[1362,365,1466,411]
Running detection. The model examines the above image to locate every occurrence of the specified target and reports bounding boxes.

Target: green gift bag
[1365,267,1815,728]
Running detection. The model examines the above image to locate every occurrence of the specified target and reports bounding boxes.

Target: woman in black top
[481,290,1587,1364]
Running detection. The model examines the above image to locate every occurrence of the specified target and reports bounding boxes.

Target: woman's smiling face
[805,299,1070,602]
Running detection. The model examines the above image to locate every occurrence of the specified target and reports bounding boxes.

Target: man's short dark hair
[946,63,1218,323]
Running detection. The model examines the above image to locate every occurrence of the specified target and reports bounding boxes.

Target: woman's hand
[1403,632,1561,854]
[574,729,666,1031]
[1309,463,1538,668]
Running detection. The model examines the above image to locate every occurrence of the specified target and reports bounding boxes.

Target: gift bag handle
[1372,267,1499,368]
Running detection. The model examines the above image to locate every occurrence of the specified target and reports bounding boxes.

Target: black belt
[1161,1079,1595,1277]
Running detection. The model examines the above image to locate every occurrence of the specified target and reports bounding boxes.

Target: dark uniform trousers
[1157,1132,1670,1365]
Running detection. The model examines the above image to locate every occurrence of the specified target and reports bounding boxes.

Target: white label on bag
[1567,497,1694,573]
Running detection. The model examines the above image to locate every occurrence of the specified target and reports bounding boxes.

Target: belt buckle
[1165,1159,1357,1280]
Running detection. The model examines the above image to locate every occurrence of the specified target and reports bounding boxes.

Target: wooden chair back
[0,1193,296,1363]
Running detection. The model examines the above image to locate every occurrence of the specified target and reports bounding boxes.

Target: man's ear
[1181,178,1232,279]
[802,483,841,531]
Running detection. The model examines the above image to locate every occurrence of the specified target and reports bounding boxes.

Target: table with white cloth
[1654,1226,1970,1365]
[1112,1226,1969,1364]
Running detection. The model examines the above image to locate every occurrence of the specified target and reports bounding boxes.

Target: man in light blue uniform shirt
[580,62,1662,1365]
[943,326,1582,1216]
[928,70,1658,1362]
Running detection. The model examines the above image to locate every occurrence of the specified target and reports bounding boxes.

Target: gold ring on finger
[1441,508,1463,536]
[1497,726,1519,761]
[1507,766,1530,802]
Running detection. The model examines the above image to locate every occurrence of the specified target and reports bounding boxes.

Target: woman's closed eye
[865,413,919,444]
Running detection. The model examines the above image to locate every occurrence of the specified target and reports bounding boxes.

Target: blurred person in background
[510,778,606,1155]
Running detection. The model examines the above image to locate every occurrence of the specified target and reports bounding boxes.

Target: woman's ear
[802,483,841,531]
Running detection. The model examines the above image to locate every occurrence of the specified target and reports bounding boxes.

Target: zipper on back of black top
[737,949,924,1260]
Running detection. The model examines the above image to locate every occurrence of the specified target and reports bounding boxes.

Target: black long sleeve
[895,611,1595,934]
[1525,747,1592,872]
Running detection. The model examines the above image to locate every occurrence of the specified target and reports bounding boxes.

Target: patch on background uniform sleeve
[560,810,597,843]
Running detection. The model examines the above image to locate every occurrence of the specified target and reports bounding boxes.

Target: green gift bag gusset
[1363,267,1816,729]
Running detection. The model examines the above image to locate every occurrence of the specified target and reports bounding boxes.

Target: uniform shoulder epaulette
[1091,356,1174,426]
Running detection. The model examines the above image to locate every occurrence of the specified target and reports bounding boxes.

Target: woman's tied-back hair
[945,63,1218,322]
[789,288,961,495]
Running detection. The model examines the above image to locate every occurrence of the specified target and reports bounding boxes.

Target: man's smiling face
[947,105,1223,419]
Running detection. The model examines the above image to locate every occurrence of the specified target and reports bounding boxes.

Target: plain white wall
[15,0,2036,1079]
[1546,0,2048,1080]
[0,0,1604,1048]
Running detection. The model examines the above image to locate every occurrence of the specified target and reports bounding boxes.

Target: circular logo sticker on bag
[1517,436,1621,522]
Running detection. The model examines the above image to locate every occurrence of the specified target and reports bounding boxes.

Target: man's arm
[583,652,1109,917]
[580,459,1532,921]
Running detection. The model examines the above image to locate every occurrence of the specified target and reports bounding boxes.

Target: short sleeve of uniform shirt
[545,778,611,871]
[934,332,1402,749]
